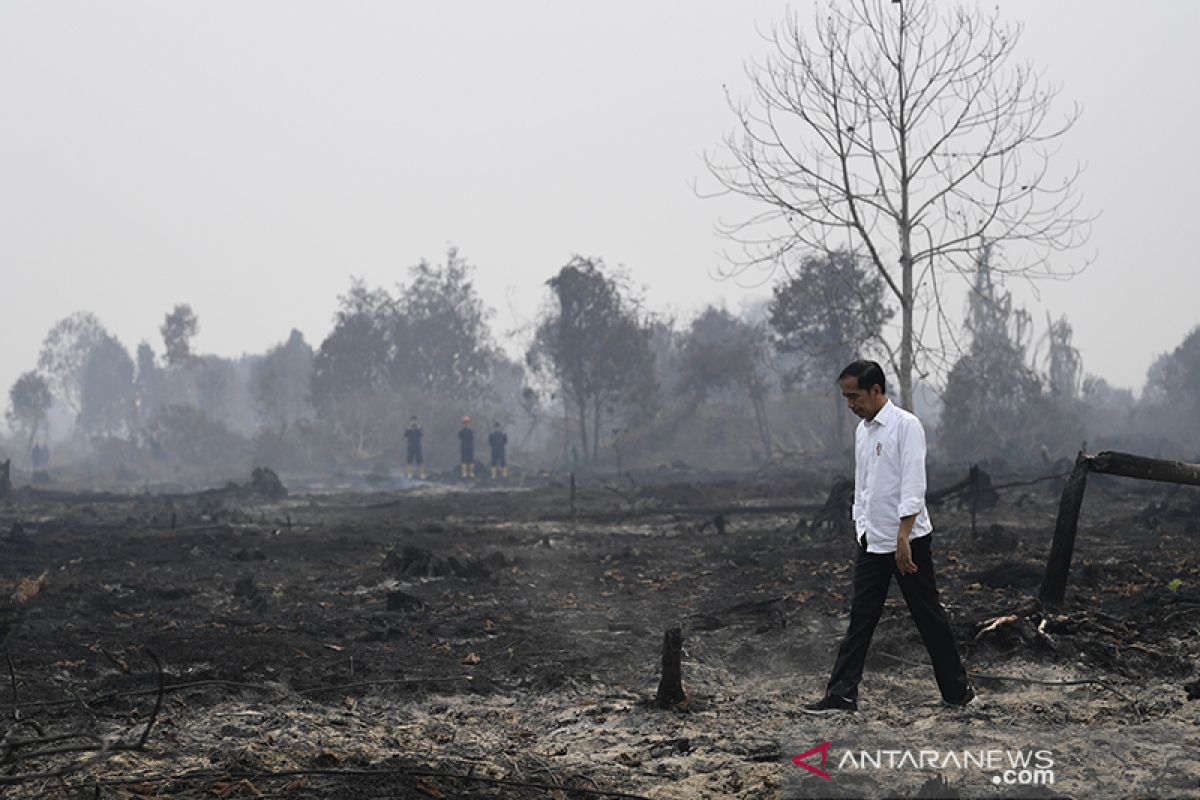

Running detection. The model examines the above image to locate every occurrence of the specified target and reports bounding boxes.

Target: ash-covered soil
[0,470,1197,798]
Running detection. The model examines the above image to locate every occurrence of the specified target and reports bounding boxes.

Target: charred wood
[1039,453,1091,607]
[654,627,687,710]
[1041,450,1200,607]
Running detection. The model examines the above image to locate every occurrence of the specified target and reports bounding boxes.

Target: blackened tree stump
[655,627,687,710]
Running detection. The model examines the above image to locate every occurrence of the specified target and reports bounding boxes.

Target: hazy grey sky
[2,1,1197,406]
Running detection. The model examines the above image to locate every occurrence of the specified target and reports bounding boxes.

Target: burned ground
[0,471,1197,798]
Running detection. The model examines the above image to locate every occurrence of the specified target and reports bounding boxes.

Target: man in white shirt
[803,361,973,713]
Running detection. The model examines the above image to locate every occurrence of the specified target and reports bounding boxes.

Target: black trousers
[826,535,969,703]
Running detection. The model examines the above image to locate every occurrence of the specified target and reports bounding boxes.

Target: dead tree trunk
[654,627,687,710]
[1038,453,1091,608]
[1040,450,1200,607]
[0,459,10,500]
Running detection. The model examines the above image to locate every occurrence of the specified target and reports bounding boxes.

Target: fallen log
[1089,451,1200,486]
[544,502,825,524]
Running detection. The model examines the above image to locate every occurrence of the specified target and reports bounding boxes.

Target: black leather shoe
[801,695,858,714]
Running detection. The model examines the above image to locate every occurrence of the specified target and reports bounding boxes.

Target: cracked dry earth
[0,471,1197,798]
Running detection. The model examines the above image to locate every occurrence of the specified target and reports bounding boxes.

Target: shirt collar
[867,399,896,427]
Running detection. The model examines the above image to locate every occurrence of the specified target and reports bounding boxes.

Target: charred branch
[0,650,165,786]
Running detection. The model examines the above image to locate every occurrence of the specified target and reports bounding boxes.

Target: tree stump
[654,627,687,710]
[249,466,288,499]
[808,476,854,538]
[965,466,999,535]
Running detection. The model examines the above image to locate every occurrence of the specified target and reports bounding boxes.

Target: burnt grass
[0,470,1198,798]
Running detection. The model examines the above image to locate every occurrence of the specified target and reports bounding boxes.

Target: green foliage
[311,249,499,411]
[678,306,773,457]
[310,281,393,410]
[79,333,136,436]
[160,304,199,368]
[397,248,497,398]
[1125,326,1200,453]
[679,307,766,400]
[252,329,314,431]
[37,311,107,414]
[6,371,53,451]
[527,257,659,463]
[144,404,250,472]
[768,250,893,388]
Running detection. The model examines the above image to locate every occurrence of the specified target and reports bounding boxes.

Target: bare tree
[940,243,1082,464]
[708,0,1091,407]
[1035,312,1082,401]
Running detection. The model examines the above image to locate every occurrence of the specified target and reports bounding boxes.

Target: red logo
[792,741,832,779]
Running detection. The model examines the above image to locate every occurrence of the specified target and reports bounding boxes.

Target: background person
[488,422,509,479]
[458,416,476,478]
[404,415,425,480]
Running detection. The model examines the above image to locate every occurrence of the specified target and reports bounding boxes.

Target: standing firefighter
[458,416,476,478]
[488,422,509,479]
[404,416,425,480]
[803,360,974,713]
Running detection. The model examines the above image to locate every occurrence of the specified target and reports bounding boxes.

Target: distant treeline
[3,246,1196,484]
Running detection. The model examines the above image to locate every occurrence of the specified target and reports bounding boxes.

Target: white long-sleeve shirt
[852,399,932,553]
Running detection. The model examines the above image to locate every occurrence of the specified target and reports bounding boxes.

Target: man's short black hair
[838,360,887,394]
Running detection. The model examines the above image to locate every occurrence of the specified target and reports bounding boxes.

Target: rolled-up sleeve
[896,417,927,518]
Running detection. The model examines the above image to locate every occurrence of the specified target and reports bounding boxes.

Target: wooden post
[968,465,980,536]
[569,472,576,521]
[1038,453,1091,608]
[654,627,687,710]
[1040,450,1200,607]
